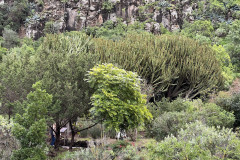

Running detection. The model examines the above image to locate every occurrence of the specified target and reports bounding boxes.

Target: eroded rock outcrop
[24,0,196,39]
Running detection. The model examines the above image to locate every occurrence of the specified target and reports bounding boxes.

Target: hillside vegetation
[0,0,240,159]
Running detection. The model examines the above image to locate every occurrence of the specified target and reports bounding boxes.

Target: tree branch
[74,122,99,133]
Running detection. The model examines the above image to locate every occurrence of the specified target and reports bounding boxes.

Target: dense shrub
[181,20,214,39]
[216,93,240,128]
[148,121,240,160]
[212,45,234,87]
[43,21,61,34]
[94,33,224,100]
[2,28,20,49]
[151,111,193,141]
[148,98,193,118]
[148,99,235,140]
[196,103,235,128]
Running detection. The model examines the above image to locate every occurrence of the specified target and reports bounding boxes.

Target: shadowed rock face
[23,0,195,39]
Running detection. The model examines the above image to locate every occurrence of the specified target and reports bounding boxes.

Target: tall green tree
[86,63,152,132]
[0,44,36,119]
[32,32,96,149]
[11,82,52,160]
[0,32,96,149]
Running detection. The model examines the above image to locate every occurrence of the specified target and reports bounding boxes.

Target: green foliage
[181,19,240,72]
[212,45,234,87]
[136,2,159,22]
[225,20,240,70]
[148,98,193,118]
[43,21,61,34]
[0,32,97,148]
[86,63,152,131]
[0,116,19,160]
[181,20,214,39]
[85,20,146,40]
[181,20,216,44]
[86,20,126,40]
[34,32,96,130]
[94,33,224,100]
[21,37,43,51]
[11,81,52,160]
[151,111,193,141]
[149,99,235,140]
[0,46,7,61]
[197,102,235,128]
[0,0,30,33]
[2,28,20,49]
[228,94,240,127]
[137,5,153,21]
[102,1,115,13]
[0,42,37,118]
[193,0,240,23]
[75,119,102,139]
[216,93,240,127]
[148,121,240,160]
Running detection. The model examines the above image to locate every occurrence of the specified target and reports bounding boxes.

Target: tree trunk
[54,122,61,150]
[69,120,75,150]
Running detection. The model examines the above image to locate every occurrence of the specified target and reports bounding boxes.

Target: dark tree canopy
[94,33,224,100]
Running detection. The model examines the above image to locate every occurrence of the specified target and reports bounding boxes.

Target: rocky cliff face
[17,0,196,39]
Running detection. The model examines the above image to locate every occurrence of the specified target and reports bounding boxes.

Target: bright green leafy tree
[212,45,234,87]
[11,81,52,160]
[86,63,152,132]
